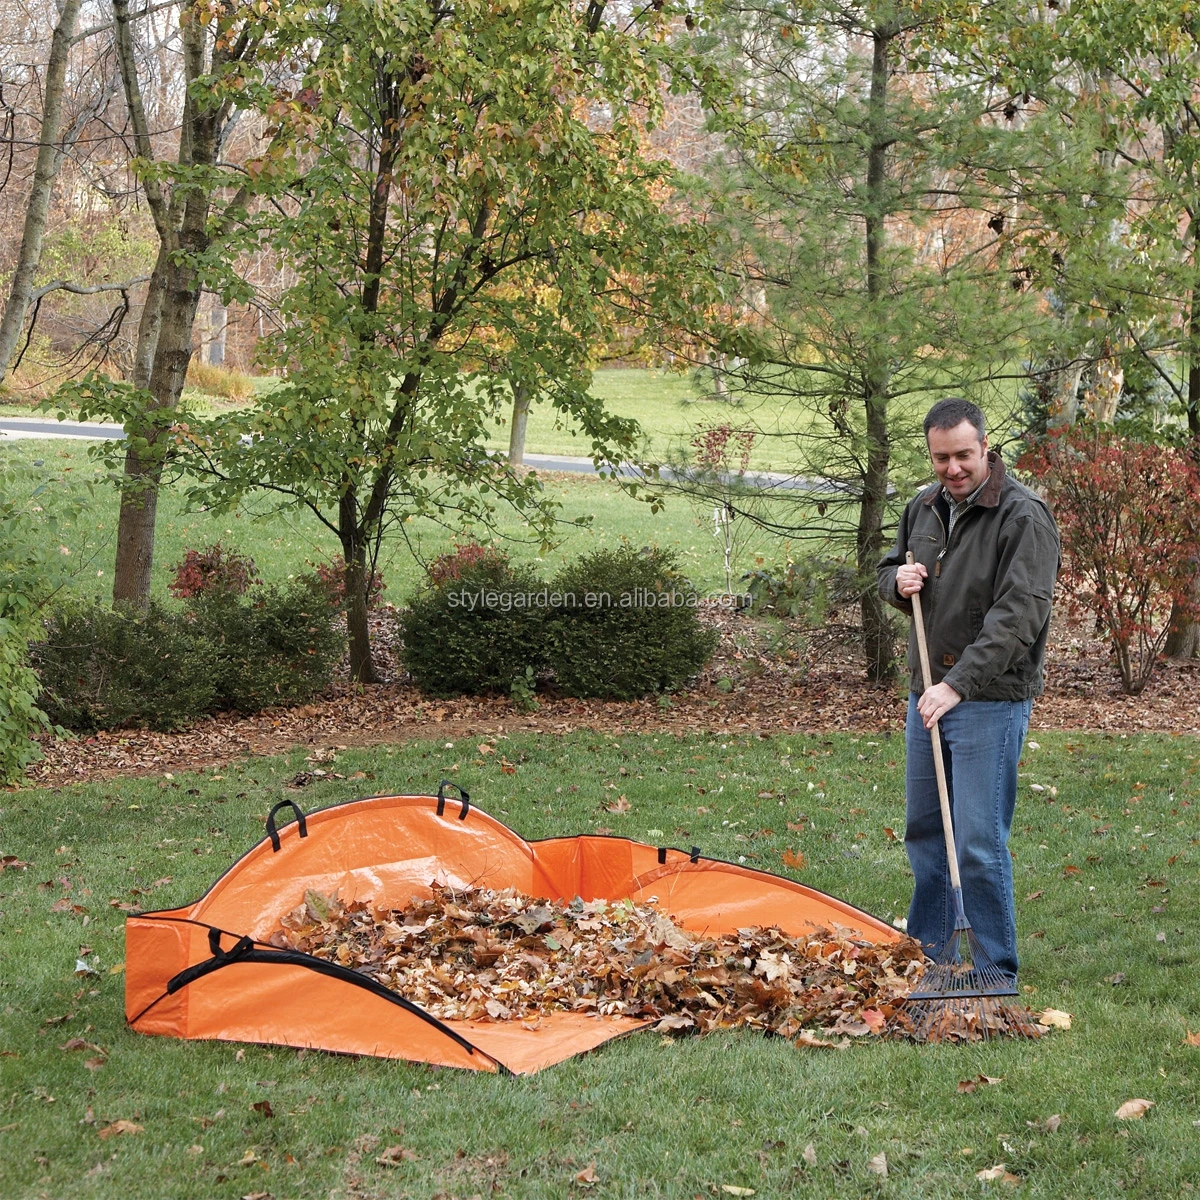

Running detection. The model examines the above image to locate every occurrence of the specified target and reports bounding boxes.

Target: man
[877,398,1059,982]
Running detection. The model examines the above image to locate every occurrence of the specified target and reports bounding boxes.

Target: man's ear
[981,434,989,454]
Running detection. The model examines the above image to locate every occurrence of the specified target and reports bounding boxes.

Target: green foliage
[190,585,343,712]
[0,459,93,783]
[743,553,857,622]
[34,586,343,732]
[546,546,717,700]
[170,0,719,677]
[399,555,546,698]
[34,600,219,733]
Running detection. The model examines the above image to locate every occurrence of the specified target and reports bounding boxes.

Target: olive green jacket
[877,452,1060,701]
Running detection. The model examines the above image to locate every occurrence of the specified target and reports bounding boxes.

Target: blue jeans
[904,693,1033,980]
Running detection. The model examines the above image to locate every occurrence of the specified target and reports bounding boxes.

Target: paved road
[0,417,833,492]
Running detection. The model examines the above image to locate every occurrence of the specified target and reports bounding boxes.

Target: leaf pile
[268,885,927,1040]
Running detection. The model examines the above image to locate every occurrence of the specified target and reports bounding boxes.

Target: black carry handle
[266,799,308,852]
[436,780,470,820]
[657,846,703,865]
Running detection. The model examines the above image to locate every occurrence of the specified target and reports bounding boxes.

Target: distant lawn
[1,730,1198,1198]
[5,436,825,602]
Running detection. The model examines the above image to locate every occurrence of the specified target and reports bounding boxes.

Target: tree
[988,0,1200,654]
[173,0,714,681]
[687,0,1042,681]
[0,0,84,383]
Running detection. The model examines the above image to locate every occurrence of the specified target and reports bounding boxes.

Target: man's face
[927,420,989,500]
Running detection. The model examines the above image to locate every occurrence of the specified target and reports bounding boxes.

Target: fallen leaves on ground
[269,885,926,1042]
[1115,1099,1155,1120]
[957,1074,1003,1094]
[720,1187,755,1197]
[376,1145,417,1167]
[1184,1030,1200,1047]
[976,1164,1021,1185]
[574,1162,599,1188]
[97,1120,143,1138]
[1037,1008,1072,1030]
[866,1152,888,1178]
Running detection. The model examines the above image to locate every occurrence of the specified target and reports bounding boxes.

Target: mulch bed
[22,602,1200,789]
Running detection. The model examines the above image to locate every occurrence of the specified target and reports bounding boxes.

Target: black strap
[159,935,485,1060]
[436,780,470,820]
[657,847,667,864]
[168,930,255,993]
[690,846,701,864]
[266,799,308,852]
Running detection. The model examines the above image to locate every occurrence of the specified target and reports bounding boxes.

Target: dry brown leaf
[802,1143,817,1167]
[976,1164,1021,1185]
[83,1057,106,1071]
[720,1188,756,1197]
[866,1152,888,1178]
[97,1120,143,1139]
[1026,1114,1062,1134]
[250,1101,274,1118]
[957,1074,1003,1094]
[574,1161,598,1188]
[780,848,807,869]
[1115,1099,1155,1120]
[1184,1030,1200,1047]
[1024,890,1044,902]
[604,795,631,814]
[376,1145,417,1166]
[267,884,926,1042]
[1037,1008,1072,1029]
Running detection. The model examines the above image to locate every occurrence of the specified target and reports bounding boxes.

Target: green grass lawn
[4,436,823,603]
[2,730,1198,1198]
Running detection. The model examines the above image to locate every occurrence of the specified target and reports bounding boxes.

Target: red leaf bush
[310,555,386,611]
[1019,426,1200,694]
[168,543,259,600]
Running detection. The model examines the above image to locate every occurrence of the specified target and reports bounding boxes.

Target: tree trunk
[206,294,227,366]
[112,246,205,605]
[508,380,531,466]
[0,0,84,383]
[340,490,380,684]
[1165,221,1200,657]
[857,24,896,684]
[111,9,218,608]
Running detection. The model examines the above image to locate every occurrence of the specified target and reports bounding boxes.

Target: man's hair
[923,397,986,442]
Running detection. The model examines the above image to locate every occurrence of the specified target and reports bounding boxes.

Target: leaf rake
[888,553,1041,1043]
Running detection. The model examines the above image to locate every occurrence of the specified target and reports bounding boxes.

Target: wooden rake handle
[906,551,963,893]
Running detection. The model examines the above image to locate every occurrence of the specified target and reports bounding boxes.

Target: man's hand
[917,681,961,729]
[896,560,927,598]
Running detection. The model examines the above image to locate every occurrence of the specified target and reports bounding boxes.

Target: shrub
[169,543,259,599]
[1018,425,1200,694]
[743,553,857,622]
[545,546,717,700]
[34,601,219,732]
[306,555,386,611]
[185,360,257,402]
[427,541,507,586]
[192,584,344,711]
[400,553,545,697]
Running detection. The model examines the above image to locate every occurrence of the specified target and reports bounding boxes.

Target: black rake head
[886,925,1043,1043]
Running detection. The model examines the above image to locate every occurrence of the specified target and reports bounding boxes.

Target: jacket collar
[921,449,1005,510]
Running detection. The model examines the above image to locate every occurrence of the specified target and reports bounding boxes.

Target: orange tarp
[126,790,899,1074]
